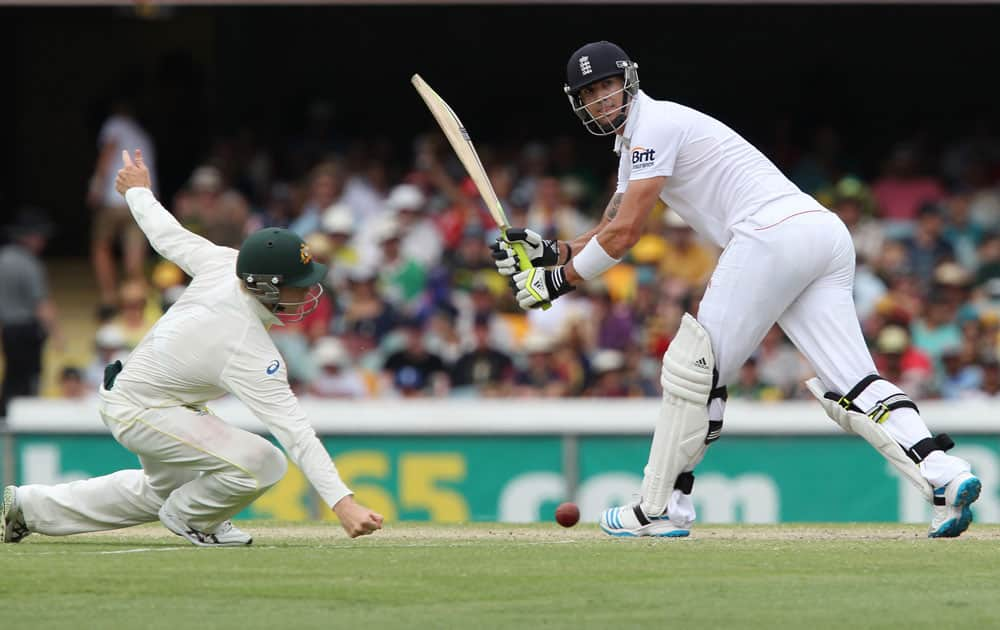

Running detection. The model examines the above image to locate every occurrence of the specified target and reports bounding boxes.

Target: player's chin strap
[806,375,953,504]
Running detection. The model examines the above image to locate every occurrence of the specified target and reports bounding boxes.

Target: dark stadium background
[1,4,997,254]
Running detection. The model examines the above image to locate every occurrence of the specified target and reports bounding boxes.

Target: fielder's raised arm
[117,149,223,278]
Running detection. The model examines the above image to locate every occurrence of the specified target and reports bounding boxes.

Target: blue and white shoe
[600,503,690,538]
[928,471,981,538]
[1,485,30,544]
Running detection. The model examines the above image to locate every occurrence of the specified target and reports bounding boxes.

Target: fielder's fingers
[134,148,145,167]
[121,150,133,167]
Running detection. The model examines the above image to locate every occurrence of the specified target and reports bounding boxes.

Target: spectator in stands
[903,203,955,282]
[290,162,344,237]
[728,356,782,401]
[872,144,946,237]
[830,177,884,266]
[308,337,368,399]
[373,216,427,309]
[381,319,448,398]
[105,281,159,351]
[514,333,571,397]
[525,176,588,241]
[450,315,514,395]
[388,183,443,269]
[873,325,934,399]
[911,294,963,367]
[174,165,250,248]
[87,94,156,315]
[584,349,634,397]
[0,209,61,417]
[87,323,130,391]
[938,346,982,399]
[58,366,88,400]
[658,211,716,287]
[971,360,1000,398]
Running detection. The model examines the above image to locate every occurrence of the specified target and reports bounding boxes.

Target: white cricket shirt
[113,187,351,508]
[615,91,824,248]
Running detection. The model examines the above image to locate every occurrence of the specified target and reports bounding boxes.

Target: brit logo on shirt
[632,146,656,170]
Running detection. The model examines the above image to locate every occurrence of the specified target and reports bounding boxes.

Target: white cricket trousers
[694,204,966,486]
[18,389,287,535]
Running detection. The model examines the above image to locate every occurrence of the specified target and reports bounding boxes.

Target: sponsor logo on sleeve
[266,360,280,375]
[631,146,657,170]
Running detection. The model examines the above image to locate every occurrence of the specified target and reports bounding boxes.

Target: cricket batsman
[491,41,981,538]
[2,149,383,547]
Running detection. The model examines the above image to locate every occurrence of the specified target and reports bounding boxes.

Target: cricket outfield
[4,522,999,629]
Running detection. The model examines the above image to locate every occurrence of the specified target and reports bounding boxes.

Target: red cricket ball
[555,502,580,528]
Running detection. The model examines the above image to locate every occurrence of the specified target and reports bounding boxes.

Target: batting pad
[640,314,714,516]
[806,377,934,502]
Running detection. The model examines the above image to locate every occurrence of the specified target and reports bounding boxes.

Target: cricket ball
[555,502,580,528]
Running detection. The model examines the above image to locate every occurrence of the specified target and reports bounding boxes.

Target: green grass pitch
[3,522,999,629]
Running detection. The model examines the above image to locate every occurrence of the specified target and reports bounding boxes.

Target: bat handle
[510,241,552,311]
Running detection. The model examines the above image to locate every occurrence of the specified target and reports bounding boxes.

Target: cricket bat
[411,73,550,310]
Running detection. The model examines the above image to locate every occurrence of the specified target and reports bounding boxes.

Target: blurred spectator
[307,337,368,399]
[790,125,848,194]
[941,194,985,271]
[0,209,61,416]
[424,305,463,364]
[514,333,571,397]
[584,349,634,397]
[87,323,130,390]
[174,165,250,248]
[318,203,360,290]
[658,211,716,287]
[87,95,156,314]
[829,176,884,265]
[290,162,344,237]
[873,325,934,398]
[450,315,514,394]
[902,203,954,282]
[373,215,427,309]
[756,326,810,397]
[105,281,159,351]
[592,287,636,351]
[58,366,89,400]
[728,356,784,401]
[338,269,398,345]
[910,295,962,366]
[872,144,945,236]
[938,346,982,399]
[525,176,588,241]
[382,319,449,397]
[388,184,444,269]
[969,360,1000,398]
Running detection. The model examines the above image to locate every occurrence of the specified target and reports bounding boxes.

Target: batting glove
[489,228,560,276]
[513,266,575,310]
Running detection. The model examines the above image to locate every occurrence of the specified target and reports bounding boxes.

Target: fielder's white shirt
[112,187,352,508]
[615,91,823,248]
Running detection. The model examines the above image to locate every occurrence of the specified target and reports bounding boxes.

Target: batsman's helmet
[564,41,640,136]
[236,228,327,321]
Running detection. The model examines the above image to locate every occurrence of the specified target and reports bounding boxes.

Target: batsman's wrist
[546,267,576,298]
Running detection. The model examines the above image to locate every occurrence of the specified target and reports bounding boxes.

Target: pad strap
[674,471,695,494]
[825,375,919,424]
[905,433,955,464]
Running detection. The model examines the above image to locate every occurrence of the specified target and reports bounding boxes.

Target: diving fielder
[492,41,981,538]
[1,150,383,546]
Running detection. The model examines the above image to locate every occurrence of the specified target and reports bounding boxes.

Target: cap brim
[288,261,328,287]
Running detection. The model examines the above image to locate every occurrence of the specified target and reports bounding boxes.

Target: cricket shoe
[600,503,690,538]
[928,471,981,539]
[1,485,31,544]
[158,504,253,547]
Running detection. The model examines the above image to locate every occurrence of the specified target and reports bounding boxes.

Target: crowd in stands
[52,109,1000,403]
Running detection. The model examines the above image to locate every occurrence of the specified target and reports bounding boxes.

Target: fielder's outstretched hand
[333,495,384,538]
[489,228,561,276]
[115,149,152,196]
[513,266,575,310]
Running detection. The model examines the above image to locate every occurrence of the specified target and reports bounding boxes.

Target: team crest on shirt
[299,243,312,265]
[632,146,656,170]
